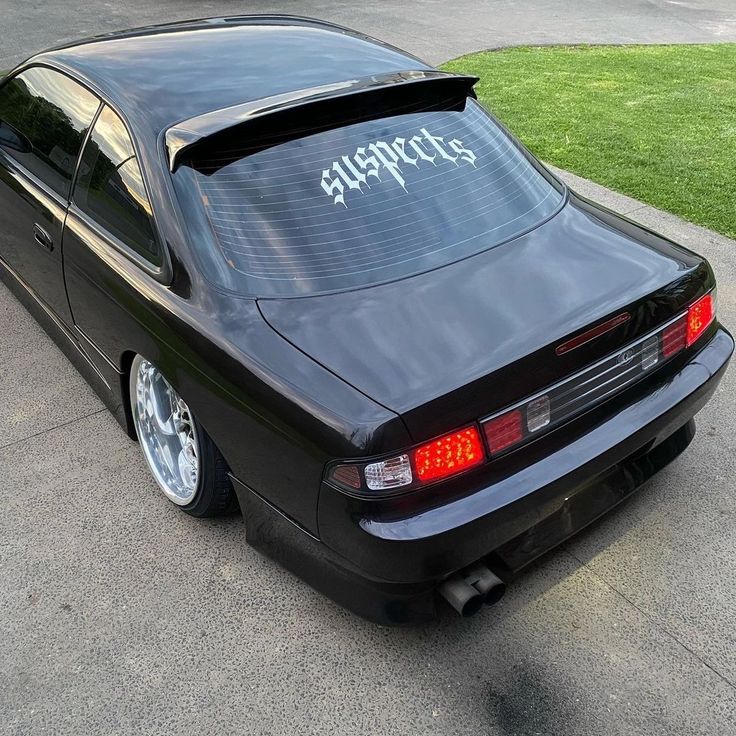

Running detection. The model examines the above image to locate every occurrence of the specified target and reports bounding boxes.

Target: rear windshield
[176,100,564,297]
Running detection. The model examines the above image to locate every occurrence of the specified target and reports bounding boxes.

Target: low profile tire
[129,354,236,517]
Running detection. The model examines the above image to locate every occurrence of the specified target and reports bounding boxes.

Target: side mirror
[0,119,31,153]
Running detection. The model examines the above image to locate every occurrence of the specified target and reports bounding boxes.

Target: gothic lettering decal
[320,127,477,207]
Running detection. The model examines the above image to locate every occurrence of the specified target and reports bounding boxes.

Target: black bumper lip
[318,327,733,584]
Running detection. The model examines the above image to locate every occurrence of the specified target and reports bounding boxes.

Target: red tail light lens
[661,291,716,358]
[483,409,523,454]
[686,292,715,346]
[413,426,485,482]
[329,464,362,490]
[662,316,687,358]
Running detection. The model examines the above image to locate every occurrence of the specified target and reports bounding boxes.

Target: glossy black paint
[37,17,430,140]
[259,191,710,441]
[319,329,731,580]
[0,151,71,322]
[0,16,731,624]
[166,70,478,171]
[240,328,730,623]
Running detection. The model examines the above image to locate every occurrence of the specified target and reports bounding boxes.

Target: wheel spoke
[132,358,201,505]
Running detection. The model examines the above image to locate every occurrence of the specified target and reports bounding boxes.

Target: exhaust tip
[461,593,484,618]
[484,582,506,606]
[439,563,507,617]
[438,576,484,618]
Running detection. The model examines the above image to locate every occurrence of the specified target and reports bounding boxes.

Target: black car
[0,16,731,623]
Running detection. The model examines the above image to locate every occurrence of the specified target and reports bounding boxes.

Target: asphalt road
[2,0,736,69]
[2,3,736,735]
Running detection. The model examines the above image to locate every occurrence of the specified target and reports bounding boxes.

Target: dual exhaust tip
[438,563,506,617]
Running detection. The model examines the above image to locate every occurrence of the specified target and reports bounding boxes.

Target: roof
[29,16,430,137]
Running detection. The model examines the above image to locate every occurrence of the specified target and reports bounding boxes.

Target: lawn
[442,45,736,239]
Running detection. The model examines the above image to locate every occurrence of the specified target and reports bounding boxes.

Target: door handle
[33,223,54,251]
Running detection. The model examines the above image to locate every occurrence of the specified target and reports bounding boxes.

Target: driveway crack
[0,409,107,452]
[563,546,736,692]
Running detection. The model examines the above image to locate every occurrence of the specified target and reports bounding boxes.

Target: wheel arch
[118,349,138,440]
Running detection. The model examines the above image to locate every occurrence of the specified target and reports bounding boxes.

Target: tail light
[483,409,523,454]
[661,318,687,358]
[480,289,717,458]
[661,290,716,359]
[414,427,484,482]
[364,454,412,490]
[326,289,717,497]
[482,393,551,457]
[327,425,486,496]
[686,291,715,346]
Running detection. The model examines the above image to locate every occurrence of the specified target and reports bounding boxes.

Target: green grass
[442,44,736,239]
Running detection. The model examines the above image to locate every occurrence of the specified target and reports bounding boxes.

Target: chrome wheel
[131,357,200,505]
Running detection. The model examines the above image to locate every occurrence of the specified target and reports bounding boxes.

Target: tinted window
[178,100,564,297]
[0,67,99,197]
[74,106,160,266]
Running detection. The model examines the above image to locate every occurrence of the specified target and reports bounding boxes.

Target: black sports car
[0,16,731,623]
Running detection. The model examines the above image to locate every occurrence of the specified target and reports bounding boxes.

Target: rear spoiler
[165,70,479,172]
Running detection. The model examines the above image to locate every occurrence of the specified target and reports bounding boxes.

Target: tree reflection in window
[0,67,98,196]
[74,106,161,266]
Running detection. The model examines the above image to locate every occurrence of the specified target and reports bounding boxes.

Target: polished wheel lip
[131,356,201,506]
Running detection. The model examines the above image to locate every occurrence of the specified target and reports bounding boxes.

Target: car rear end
[170,72,732,623]
[232,305,730,624]
[239,206,730,623]
[254,191,731,622]
[314,274,730,622]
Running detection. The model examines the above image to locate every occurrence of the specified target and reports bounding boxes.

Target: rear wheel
[129,354,235,517]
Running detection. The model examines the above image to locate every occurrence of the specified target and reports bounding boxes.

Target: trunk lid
[258,198,707,442]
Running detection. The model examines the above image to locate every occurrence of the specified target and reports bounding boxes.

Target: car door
[63,103,166,366]
[0,66,100,326]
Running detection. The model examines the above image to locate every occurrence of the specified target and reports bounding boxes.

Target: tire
[129,354,236,517]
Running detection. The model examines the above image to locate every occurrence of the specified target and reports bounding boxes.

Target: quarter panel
[61,210,408,532]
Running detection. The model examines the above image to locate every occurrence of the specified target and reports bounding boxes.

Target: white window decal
[320,127,477,207]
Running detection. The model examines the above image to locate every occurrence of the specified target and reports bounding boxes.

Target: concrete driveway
[2,3,736,735]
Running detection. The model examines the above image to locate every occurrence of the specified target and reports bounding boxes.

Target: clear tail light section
[326,289,717,496]
[640,335,660,370]
[526,395,551,432]
[364,454,412,490]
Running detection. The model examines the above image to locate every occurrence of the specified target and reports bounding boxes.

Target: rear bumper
[235,328,733,624]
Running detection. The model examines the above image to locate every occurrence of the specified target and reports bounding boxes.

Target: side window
[74,105,161,266]
[0,66,99,197]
